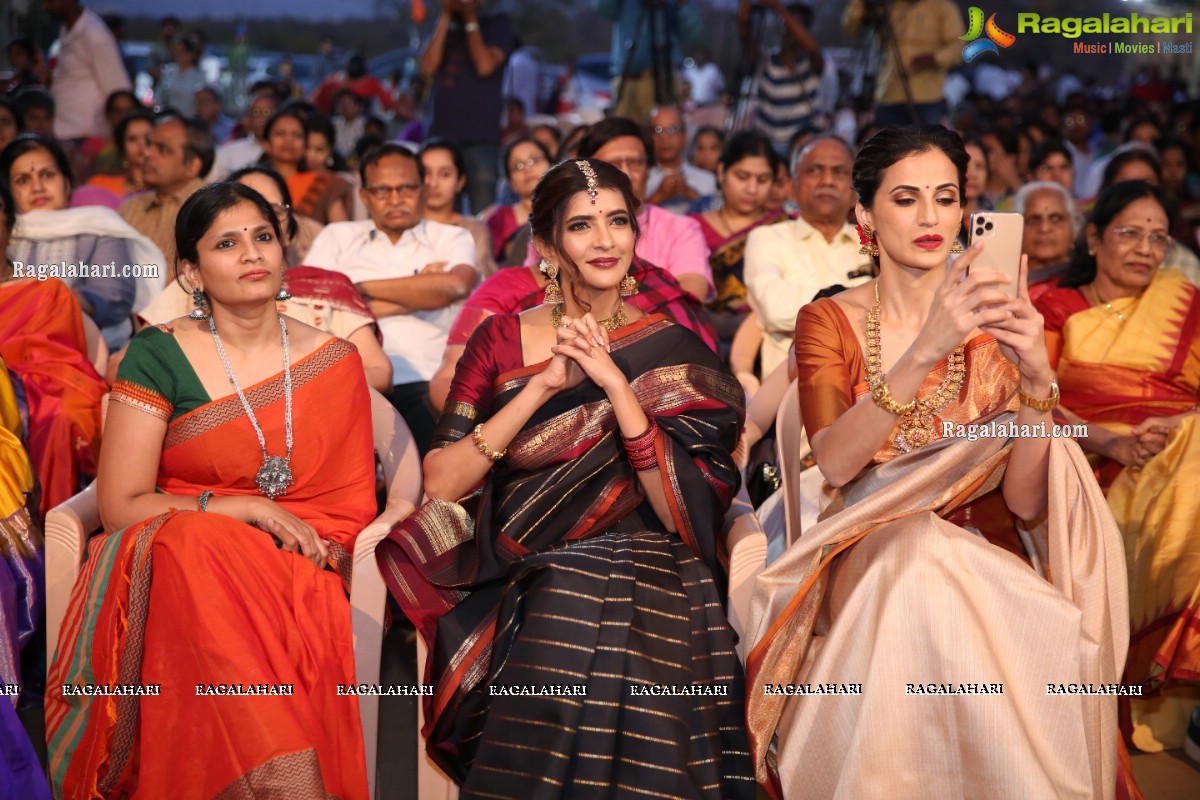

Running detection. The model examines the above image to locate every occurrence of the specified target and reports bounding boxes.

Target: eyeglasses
[365,183,422,200]
[605,157,648,172]
[653,125,682,136]
[1109,227,1172,251]
[511,156,548,172]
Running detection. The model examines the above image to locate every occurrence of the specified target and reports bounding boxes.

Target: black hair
[261,108,310,172]
[174,182,283,289]
[1029,138,1073,174]
[531,124,563,147]
[982,127,1019,157]
[1101,148,1161,189]
[346,53,367,79]
[104,90,141,117]
[693,125,724,147]
[157,113,216,178]
[419,137,467,179]
[717,130,782,175]
[502,135,553,181]
[228,164,300,242]
[528,158,641,315]
[160,15,181,28]
[358,142,424,185]
[1123,116,1162,145]
[113,108,155,159]
[13,87,54,119]
[0,133,75,191]
[576,117,655,168]
[304,113,351,172]
[1060,180,1174,288]
[0,181,14,236]
[852,126,968,208]
[0,97,18,130]
[6,37,36,63]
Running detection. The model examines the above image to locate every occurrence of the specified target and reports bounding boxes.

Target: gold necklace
[1084,284,1127,322]
[551,301,627,331]
[865,282,966,451]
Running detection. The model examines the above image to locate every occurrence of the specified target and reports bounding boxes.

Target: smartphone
[967,211,1024,296]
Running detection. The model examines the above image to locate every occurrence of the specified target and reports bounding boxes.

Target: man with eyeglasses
[646,106,716,214]
[745,135,870,376]
[306,144,479,454]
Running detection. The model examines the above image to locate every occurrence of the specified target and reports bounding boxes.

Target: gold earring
[619,272,638,297]
[951,225,965,254]
[542,260,563,307]
[857,223,880,258]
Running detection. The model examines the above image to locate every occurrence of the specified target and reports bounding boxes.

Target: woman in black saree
[376,158,755,798]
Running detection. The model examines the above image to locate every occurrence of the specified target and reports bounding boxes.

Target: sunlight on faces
[181,201,286,307]
[9,148,69,212]
[1087,196,1170,295]
[361,153,425,241]
[794,139,854,225]
[858,149,962,271]
[545,188,636,300]
[266,116,306,168]
[1021,188,1073,268]
[508,141,550,201]
[592,136,649,202]
[421,149,465,213]
[718,155,773,217]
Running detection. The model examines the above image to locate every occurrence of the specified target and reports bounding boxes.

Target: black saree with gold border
[377,313,756,798]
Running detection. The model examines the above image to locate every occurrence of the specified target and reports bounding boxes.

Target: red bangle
[623,420,658,471]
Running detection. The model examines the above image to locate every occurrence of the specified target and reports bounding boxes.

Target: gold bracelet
[472,424,506,461]
[1017,380,1060,412]
[870,381,916,416]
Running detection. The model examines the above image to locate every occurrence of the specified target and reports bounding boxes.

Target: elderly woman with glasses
[1035,180,1200,755]
[480,135,552,266]
[1015,180,1078,301]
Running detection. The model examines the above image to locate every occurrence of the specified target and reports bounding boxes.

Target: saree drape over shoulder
[1038,268,1200,748]
[0,278,106,519]
[46,325,376,800]
[744,298,1131,799]
[692,210,788,317]
[377,314,756,799]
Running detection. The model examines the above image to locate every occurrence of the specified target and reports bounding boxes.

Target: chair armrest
[45,481,101,663]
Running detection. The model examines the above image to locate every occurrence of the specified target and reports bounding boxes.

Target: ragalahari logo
[961,7,1017,62]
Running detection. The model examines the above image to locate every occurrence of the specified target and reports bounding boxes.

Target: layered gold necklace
[551,301,627,331]
[865,282,966,451]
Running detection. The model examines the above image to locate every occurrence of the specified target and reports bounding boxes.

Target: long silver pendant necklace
[209,314,295,498]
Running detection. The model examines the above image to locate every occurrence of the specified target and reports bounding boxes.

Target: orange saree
[46,327,375,799]
[1038,268,1200,749]
[0,278,106,518]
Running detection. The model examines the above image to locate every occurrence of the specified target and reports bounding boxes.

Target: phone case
[968,211,1024,296]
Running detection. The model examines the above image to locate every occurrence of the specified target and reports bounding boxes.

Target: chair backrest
[369,387,423,510]
[80,313,109,376]
[775,380,807,546]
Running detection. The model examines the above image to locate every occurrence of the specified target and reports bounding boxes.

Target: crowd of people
[2,0,1200,797]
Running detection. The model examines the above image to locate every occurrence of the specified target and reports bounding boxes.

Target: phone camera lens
[975,227,984,237]
[984,221,994,231]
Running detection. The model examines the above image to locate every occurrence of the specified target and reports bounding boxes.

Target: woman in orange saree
[0,186,106,520]
[744,128,1133,799]
[1035,180,1200,752]
[46,183,374,799]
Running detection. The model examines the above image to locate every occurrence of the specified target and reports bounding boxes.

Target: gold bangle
[1018,380,1060,412]
[870,381,916,416]
[472,424,506,461]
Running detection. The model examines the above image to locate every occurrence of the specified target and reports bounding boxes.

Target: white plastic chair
[43,388,424,799]
[79,313,109,377]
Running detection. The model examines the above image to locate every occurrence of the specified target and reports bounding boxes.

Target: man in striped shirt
[742,0,829,156]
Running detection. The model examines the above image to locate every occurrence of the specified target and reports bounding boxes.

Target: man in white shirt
[645,106,717,214]
[745,135,871,375]
[207,89,277,181]
[44,0,132,141]
[682,47,724,107]
[305,144,478,454]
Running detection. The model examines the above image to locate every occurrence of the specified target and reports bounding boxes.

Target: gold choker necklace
[551,302,627,331]
[865,282,966,451]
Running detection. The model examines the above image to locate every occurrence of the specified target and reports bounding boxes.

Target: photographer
[420,0,518,213]
[598,0,702,126]
[843,0,965,127]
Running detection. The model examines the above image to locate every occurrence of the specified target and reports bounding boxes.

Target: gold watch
[1018,379,1060,411]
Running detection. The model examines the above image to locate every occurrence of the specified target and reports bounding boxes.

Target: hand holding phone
[967,211,1024,297]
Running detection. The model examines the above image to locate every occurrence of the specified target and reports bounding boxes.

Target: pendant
[897,413,936,452]
[256,455,294,498]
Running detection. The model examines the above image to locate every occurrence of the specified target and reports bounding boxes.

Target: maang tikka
[577,160,599,204]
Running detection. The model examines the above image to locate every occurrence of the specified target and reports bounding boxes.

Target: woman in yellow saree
[46,183,374,798]
[1035,179,1200,752]
[745,127,1133,799]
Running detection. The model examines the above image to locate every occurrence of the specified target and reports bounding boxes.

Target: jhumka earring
[856,223,880,258]
[619,272,638,297]
[950,224,966,254]
[542,260,563,306]
[188,287,211,320]
[275,281,292,302]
